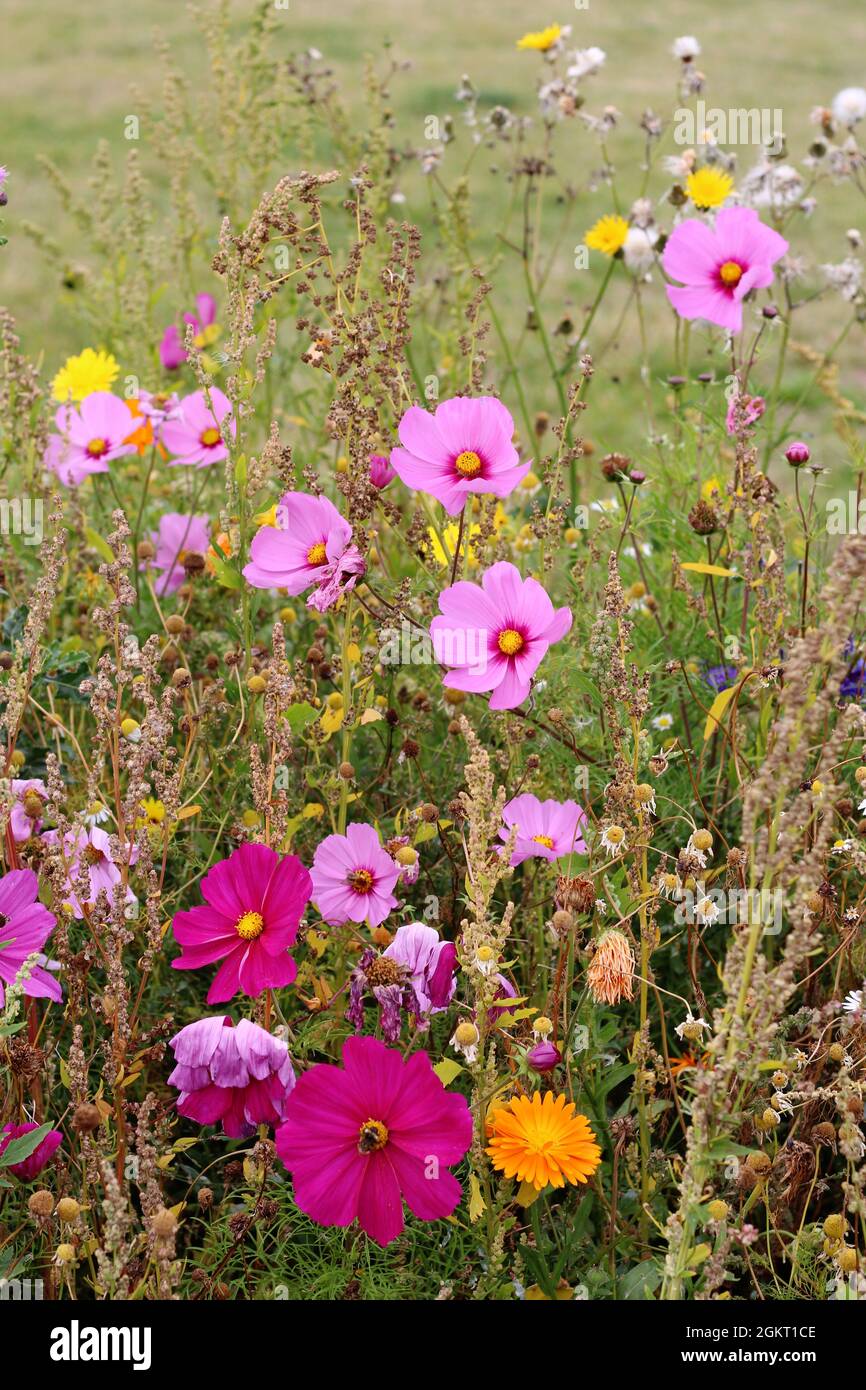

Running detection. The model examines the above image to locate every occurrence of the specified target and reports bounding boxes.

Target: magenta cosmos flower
[161,387,234,467]
[242,491,365,612]
[275,1035,473,1247]
[9,778,49,843]
[147,512,210,595]
[0,1123,64,1180]
[662,207,788,333]
[369,454,396,489]
[168,1015,295,1137]
[171,843,312,1004]
[499,793,587,866]
[384,923,457,1017]
[0,869,62,1007]
[431,560,571,711]
[45,392,137,486]
[159,293,218,371]
[390,395,530,515]
[310,823,400,929]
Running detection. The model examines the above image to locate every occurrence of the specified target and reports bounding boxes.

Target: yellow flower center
[200,427,221,447]
[306,541,328,565]
[498,628,524,656]
[235,910,265,941]
[455,450,482,477]
[357,1118,389,1154]
[348,868,374,894]
[532,834,555,848]
[719,261,743,288]
[86,437,108,457]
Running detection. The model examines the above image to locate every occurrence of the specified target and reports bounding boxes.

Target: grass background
[3,0,866,457]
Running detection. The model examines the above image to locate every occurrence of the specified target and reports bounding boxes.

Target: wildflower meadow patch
[1,1,866,1325]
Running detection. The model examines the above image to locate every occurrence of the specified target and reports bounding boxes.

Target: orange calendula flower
[487,1092,601,1191]
[586,928,635,1005]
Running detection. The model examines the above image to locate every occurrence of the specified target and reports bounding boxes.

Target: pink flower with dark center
[390,396,530,515]
[159,293,219,371]
[0,1123,63,1180]
[369,454,396,489]
[242,491,365,612]
[430,560,572,711]
[161,387,234,467]
[9,778,49,843]
[384,922,458,1016]
[167,1015,295,1138]
[45,392,138,486]
[310,823,400,929]
[499,793,587,866]
[725,392,766,435]
[0,868,62,1007]
[275,1035,473,1247]
[171,843,312,1005]
[42,826,137,919]
[662,207,788,333]
[147,512,210,595]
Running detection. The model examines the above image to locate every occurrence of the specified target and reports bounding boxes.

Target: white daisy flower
[675,1013,709,1042]
[600,825,626,857]
[652,713,674,732]
[832,87,866,127]
[843,988,863,1015]
[567,46,606,80]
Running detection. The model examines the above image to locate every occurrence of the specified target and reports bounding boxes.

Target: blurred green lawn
[3,0,866,449]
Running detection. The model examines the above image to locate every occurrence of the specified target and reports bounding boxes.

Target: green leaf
[619,1260,663,1300]
[210,553,243,591]
[433,1059,463,1087]
[284,702,318,734]
[0,1122,55,1168]
[84,527,115,564]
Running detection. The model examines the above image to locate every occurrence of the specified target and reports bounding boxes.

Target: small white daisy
[600,825,626,857]
[652,713,674,732]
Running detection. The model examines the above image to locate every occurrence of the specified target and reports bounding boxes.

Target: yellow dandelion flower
[584,215,629,257]
[486,1091,602,1191]
[686,167,734,211]
[516,24,562,52]
[52,348,119,403]
[138,797,166,828]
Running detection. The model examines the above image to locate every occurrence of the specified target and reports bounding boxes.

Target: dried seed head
[28,1190,55,1220]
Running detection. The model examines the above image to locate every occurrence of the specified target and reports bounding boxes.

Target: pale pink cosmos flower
[168,1015,295,1137]
[499,793,587,866]
[390,395,530,514]
[159,293,218,371]
[311,823,400,929]
[725,392,766,435]
[42,826,137,918]
[431,560,571,711]
[9,778,49,843]
[242,491,365,612]
[147,512,210,595]
[662,207,788,333]
[161,387,234,467]
[0,868,62,1006]
[45,391,137,486]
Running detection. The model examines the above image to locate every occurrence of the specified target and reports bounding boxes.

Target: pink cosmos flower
[42,826,137,919]
[384,923,457,1017]
[147,512,210,595]
[159,293,218,371]
[168,1015,295,1137]
[662,207,788,333]
[137,389,183,438]
[390,396,530,514]
[242,491,365,612]
[161,387,234,467]
[499,793,587,866]
[725,392,766,435]
[45,392,137,486]
[171,843,312,1004]
[0,1123,64,1180]
[9,778,49,843]
[431,560,572,711]
[275,1035,473,1247]
[0,868,62,1006]
[369,454,396,489]
[310,823,400,929]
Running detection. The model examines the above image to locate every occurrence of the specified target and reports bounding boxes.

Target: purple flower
[385,923,457,1017]
[44,392,138,487]
[159,294,219,371]
[662,207,788,333]
[9,779,49,843]
[147,512,210,595]
[703,663,738,693]
[526,1040,561,1074]
[499,793,587,866]
[168,1015,295,1138]
[0,869,62,1007]
[369,454,396,489]
[0,1123,63,1180]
